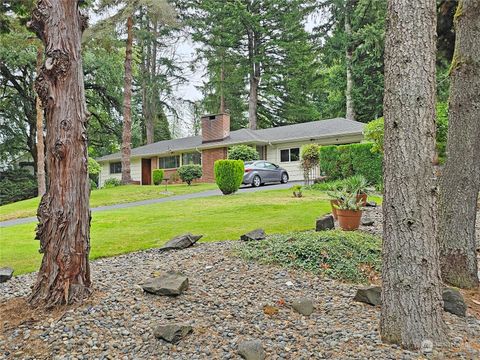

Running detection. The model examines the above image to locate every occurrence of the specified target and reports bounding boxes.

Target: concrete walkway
[0,181,301,228]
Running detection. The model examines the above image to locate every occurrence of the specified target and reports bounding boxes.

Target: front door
[141,158,152,185]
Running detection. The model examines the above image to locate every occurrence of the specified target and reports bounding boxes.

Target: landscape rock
[153,324,192,344]
[240,229,266,241]
[366,201,377,207]
[361,218,375,226]
[292,297,314,316]
[161,233,203,251]
[0,267,13,283]
[421,340,433,354]
[238,340,266,360]
[443,287,466,317]
[353,286,382,306]
[315,215,335,231]
[141,271,188,296]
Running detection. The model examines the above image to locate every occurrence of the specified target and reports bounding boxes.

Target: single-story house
[96,113,365,186]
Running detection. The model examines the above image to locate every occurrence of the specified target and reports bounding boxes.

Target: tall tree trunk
[345,3,355,120]
[247,29,259,130]
[219,58,225,113]
[27,0,91,307]
[35,45,46,197]
[438,0,480,289]
[121,15,134,184]
[381,0,446,349]
[145,19,158,145]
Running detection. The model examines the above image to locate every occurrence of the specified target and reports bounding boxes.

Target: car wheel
[252,175,261,187]
[281,173,289,184]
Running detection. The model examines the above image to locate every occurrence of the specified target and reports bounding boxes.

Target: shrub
[228,145,259,162]
[152,169,165,185]
[319,143,382,185]
[300,144,321,185]
[177,164,202,185]
[103,178,121,188]
[236,230,381,283]
[0,169,37,205]
[88,157,101,187]
[364,117,384,154]
[363,103,448,162]
[214,159,244,195]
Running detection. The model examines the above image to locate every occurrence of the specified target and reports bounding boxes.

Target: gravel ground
[1,237,479,360]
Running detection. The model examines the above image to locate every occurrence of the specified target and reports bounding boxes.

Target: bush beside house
[177,164,202,185]
[152,169,165,185]
[227,145,259,162]
[319,143,382,185]
[0,169,37,205]
[214,160,244,195]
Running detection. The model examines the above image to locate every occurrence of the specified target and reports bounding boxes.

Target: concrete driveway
[0,181,302,228]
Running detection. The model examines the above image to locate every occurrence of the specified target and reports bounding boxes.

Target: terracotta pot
[337,209,362,231]
[330,199,340,220]
[356,193,368,207]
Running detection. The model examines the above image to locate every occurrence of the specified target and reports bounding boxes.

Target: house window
[280,148,300,162]
[182,152,201,165]
[110,162,122,174]
[159,155,180,169]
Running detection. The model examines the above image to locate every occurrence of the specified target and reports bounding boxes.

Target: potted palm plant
[344,175,369,207]
[326,184,344,220]
[335,190,363,231]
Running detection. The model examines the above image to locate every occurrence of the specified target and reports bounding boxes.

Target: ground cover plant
[236,230,382,283]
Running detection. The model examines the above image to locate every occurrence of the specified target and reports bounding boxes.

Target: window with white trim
[280,148,300,162]
[182,152,201,165]
[158,155,180,169]
[110,162,122,174]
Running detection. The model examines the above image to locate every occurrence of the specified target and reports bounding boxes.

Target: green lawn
[0,188,382,275]
[0,183,217,222]
[0,188,332,274]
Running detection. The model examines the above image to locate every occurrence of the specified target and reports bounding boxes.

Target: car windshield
[244,161,254,165]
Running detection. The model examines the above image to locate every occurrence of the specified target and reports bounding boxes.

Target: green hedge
[214,159,244,195]
[319,143,382,185]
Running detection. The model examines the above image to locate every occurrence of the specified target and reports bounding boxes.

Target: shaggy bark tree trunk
[27,0,91,308]
[121,15,134,183]
[345,4,355,121]
[35,45,46,197]
[438,0,480,289]
[381,0,446,349]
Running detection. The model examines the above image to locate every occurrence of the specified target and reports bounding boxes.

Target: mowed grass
[0,183,217,222]
[1,188,336,275]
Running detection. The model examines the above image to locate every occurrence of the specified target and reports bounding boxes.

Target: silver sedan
[242,160,289,187]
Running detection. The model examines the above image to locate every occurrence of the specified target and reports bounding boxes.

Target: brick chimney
[201,113,230,143]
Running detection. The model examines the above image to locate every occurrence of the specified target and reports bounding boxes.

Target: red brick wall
[202,147,227,182]
[201,113,230,143]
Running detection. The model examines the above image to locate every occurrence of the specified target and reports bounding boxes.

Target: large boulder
[316,215,334,231]
[238,340,266,360]
[161,233,203,251]
[153,324,192,343]
[240,229,266,241]
[141,271,189,296]
[353,286,382,306]
[292,297,314,316]
[442,287,466,317]
[0,267,13,283]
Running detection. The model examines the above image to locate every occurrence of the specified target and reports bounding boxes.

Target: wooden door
[141,158,152,185]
